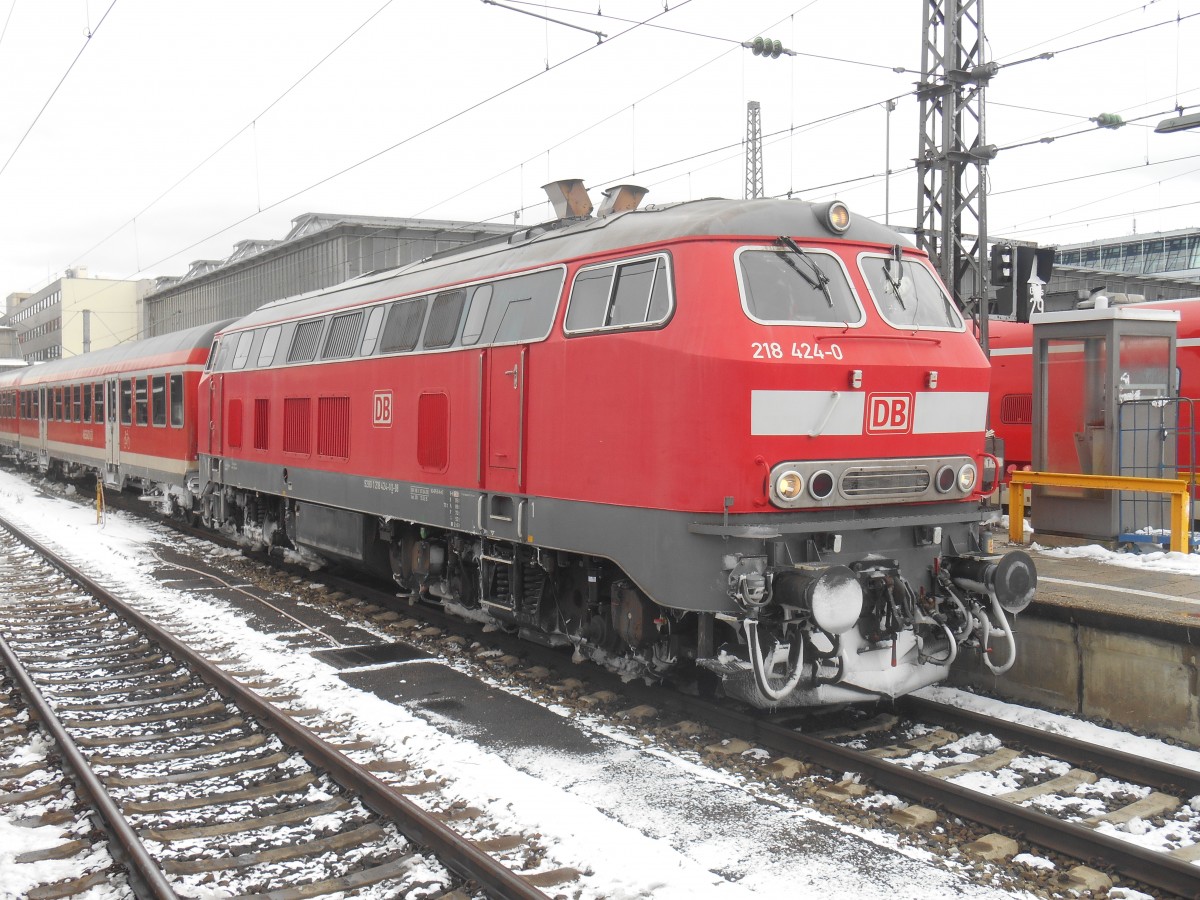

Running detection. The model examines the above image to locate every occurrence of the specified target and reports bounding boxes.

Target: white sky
[0,0,1197,297]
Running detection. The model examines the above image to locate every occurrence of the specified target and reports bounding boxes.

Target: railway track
[275,565,1200,898]
[14,475,1200,897]
[0,515,555,899]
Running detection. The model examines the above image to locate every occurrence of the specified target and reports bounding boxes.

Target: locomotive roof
[226,197,912,332]
[0,319,233,386]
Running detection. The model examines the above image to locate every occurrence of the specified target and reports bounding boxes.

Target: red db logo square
[866,393,913,434]
[373,391,392,427]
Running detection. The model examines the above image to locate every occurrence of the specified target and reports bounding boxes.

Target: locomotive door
[208,373,223,457]
[483,345,526,495]
[105,378,120,472]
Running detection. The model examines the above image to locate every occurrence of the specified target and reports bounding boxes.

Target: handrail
[1007,470,1192,553]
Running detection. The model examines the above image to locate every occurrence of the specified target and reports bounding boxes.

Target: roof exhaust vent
[541,179,593,219]
[597,184,648,218]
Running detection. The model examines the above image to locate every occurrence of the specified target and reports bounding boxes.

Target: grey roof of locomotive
[222,197,910,333]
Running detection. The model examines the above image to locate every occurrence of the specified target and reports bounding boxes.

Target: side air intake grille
[841,466,931,497]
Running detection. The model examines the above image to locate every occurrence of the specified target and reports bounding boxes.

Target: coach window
[423,290,466,349]
[231,331,255,369]
[738,247,862,326]
[135,378,148,426]
[151,375,167,426]
[84,384,92,423]
[94,383,105,423]
[564,256,672,333]
[379,297,427,354]
[858,254,962,330]
[461,285,492,346]
[73,384,82,421]
[359,306,385,355]
[287,319,323,363]
[257,326,282,367]
[170,374,184,427]
[322,311,363,359]
[55,388,63,421]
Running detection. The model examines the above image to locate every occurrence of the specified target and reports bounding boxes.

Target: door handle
[504,366,518,388]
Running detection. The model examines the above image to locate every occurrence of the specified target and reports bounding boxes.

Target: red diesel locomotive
[0,186,1036,707]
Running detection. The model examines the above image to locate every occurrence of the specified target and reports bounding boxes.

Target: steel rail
[707,704,1200,898]
[0,628,179,899]
[899,695,1200,797]
[84,495,1200,897]
[250,551,1200,896]
[0,514,548,900]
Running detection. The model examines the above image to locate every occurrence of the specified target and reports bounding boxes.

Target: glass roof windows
[859,254,963,331]
[737,247,862,326]
[565,254,672,333]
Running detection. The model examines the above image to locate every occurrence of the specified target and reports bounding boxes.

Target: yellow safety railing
[1007,471,1192,553]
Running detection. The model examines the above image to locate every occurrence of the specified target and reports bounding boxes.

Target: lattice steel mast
[745,101,764,199]
[915,0,997,349]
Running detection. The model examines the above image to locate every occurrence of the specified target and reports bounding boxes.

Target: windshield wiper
[777,236,833,307]
[882,259,908,309]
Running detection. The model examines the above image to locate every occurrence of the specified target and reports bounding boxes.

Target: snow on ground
[1,469,1195,895]
[2,471,1020,898]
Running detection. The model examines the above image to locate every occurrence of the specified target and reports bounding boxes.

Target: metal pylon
[915,0,997,345]
[745,101,764,200]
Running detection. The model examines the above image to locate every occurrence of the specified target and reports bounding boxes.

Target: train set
[0,187,1038,709]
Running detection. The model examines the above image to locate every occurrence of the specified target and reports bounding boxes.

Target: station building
[1046,227,1200,306]
[140,213,517,338]
[5,270,149,363]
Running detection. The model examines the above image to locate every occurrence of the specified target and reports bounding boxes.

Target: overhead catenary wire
[64,0,403,275]
[0,0,117,182]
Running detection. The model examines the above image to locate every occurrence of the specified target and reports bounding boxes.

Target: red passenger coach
[988,298,1200,475]
[198,189,1036,708]
[0,321,229,516]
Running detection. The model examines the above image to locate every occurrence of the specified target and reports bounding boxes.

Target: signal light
[989,243,1013,286]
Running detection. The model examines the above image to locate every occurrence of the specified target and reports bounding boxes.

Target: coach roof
[0,319,234,387]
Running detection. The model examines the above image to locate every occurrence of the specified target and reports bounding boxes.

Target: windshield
[860,256,962,329]
[738,247,862,325]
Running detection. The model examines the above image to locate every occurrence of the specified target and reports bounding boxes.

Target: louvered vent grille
[317,396,351,459]
[840,466,931,497]
[253,399,269,450]
[1000,393,1032,425]
[287,321,322,362]
[283,398,310,454]
[322,312,363,360]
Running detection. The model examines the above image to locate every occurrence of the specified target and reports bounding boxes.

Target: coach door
[37,387,47,451]
[105,378,120,472]
[483,345,526,496]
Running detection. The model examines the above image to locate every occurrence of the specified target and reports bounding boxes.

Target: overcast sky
[0,0,1197,298]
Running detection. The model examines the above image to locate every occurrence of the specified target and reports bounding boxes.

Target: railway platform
[950,534,1200,747]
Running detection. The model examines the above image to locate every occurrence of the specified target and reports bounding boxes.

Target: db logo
[372,391,393,427]
[866,393,913,434]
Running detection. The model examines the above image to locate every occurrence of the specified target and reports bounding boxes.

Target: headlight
[957,463,978,493]
[816,200,851,234]
[775,470,804,501]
